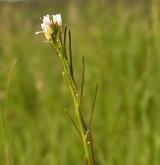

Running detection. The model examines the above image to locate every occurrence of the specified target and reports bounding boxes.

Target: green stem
[59,53,95,165]
[50,37,95,164]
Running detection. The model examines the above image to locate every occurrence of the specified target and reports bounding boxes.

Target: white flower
[52,14,62,26]
[35,14,62,41]
[41,15,51,33]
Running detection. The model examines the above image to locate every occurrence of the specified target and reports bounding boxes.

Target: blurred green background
[0,0,160,164]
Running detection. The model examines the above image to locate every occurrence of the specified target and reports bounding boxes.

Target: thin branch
[79,56,85,106]
[88,84,98,131]
[68,30,74,79]
[64,25,67,49]
[64,109,82,140]
[87,132,96,165]
[59,33,63,52]
[84,155,88,165]
[59,33,63,46]
[63,25,68,60]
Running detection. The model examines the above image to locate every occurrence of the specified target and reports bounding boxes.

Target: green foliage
[0,0,160,164]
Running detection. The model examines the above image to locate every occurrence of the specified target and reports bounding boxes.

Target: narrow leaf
[64,109,82,140]
[68,30,74,79]
[79,56,85,106]
[88,84,98,131]
[63,25,68,60]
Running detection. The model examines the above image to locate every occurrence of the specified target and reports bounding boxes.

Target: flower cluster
[35,14,62,41]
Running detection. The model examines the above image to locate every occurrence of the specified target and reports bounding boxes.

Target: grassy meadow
[1,0,160,164]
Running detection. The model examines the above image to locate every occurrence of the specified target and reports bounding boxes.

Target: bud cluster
[35,14,63,43]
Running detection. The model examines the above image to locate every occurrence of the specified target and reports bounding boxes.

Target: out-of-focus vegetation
[0,0,160,164]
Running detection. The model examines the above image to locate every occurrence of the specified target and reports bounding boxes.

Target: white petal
[43,15,51,25]
[52,14,62,26]
[35,31,44,35]
[52,15,56,23]
[41,23,47,32]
